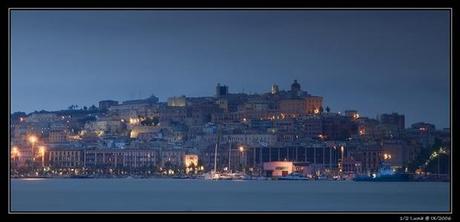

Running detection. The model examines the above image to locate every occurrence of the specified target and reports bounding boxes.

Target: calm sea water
[10,178,449,212]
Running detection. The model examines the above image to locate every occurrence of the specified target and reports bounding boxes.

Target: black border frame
[4,0,457,220]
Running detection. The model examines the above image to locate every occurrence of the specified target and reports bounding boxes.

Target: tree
[406,138,443,173]
[68,105,77,110]
[83,106,88,111]
[141,117,154,126]
[326,106,330,113]
[89,105,98,111]
[319,106,324,114]
[152,116,160,126]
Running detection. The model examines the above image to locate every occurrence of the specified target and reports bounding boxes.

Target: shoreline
[10,176,450,182]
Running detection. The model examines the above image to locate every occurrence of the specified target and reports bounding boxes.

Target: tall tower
[290,80,301,97]
[271,84,279,95]
[216,83,228,98]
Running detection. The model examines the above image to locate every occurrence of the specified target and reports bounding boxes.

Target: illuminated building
[263,161,293,177]
[345,110,360,120]
[184,154,199,173]
[48,149,84,168]
[48,130,67,144]
[305,96,323,114]
[98,100,119,111]
[278,99,306,115]
[84,149,158,169]
[380,113,405,130]
[167,96,187,107]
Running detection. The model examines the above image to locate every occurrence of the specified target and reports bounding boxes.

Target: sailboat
[203,143,220,180]
[204,127,221,180]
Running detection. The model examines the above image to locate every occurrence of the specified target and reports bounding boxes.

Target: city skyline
[11,10,450,128]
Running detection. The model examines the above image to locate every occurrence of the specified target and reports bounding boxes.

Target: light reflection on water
[18,178,46,181]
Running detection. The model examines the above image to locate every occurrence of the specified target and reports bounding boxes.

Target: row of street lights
[11,135,46,168]
[226,143,246,172]
[331,145,346,174]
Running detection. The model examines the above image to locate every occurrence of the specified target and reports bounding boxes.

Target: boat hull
[353,174,412,182]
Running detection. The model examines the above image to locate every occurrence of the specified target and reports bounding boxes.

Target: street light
[11,146,20,162]
[239,146,245,173]
[28,135,38,144]
[38,146,46,168]
[11,146,20,158]
[11,146,21,169]
[28,135,38,159]
[340,145,345,175]
[383,153,392,160]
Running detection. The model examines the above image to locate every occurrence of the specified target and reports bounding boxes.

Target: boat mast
[214,143,218,173]
[214,126,220,174]
[228,142,231,172]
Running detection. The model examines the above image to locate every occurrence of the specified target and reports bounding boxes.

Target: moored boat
[69,175,93,179]
[353,175,374,181]
[278,173,309,181]
[353,162,412,182]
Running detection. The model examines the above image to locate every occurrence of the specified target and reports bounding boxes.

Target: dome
[291,80,301,91]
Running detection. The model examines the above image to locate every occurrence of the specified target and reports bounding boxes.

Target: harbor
[11,178,449,211]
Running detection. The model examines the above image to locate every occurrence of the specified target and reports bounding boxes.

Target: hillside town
[10,80,451,180]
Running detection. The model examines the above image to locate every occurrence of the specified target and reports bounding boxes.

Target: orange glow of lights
[38,146,46,155]
[383,153,392,160]
[28,135,38,144]
[11,146,20,157]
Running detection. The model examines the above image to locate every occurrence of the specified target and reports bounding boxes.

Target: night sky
[11,10,450,128]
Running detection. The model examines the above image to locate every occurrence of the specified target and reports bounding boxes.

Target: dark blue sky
[11,10,450,128]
